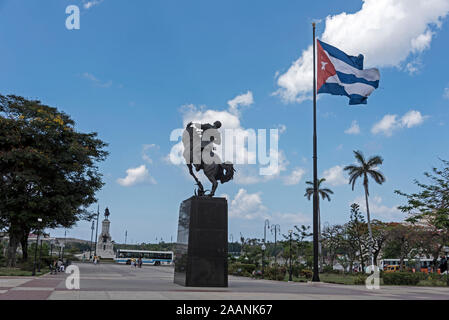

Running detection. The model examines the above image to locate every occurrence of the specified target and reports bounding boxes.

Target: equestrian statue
[182,120,235,197]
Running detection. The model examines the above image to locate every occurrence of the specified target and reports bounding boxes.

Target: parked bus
[115,249,173,266]
[380,258,442,273]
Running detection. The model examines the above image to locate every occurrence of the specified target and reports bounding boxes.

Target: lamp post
[89,220,95,260]
[61,230,67,262]
[288,230,293,281]
[261,243,266,279]
[37,235,43,272]
[50,240,54,257]
[271,224,280,279]
[32,218,42,276]
[262,219,270,279]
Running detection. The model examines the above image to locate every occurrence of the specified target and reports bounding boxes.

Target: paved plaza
[0,262,448,300]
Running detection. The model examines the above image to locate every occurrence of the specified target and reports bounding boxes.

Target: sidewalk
[0,272,66,300]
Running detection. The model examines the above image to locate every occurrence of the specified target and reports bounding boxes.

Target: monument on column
[174,121,234,287]
[96,207,115,259]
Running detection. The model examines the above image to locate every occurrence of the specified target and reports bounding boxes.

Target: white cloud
[352,196,404,221]
[142,144,159,164]
[283,167,306,186]
[401,110,426,128]
[344,120,361,135]
[82,72,112,88]
[83,0,104,9]
[443,87,449,99]
[372,110,427,136]
[228,189,311,225]
[277,124,287,134]
[227,91,254,115]
[275,0,449,103]
[117,165,156,187]
[444,86,449,99]
[371,114,398,136]
[229,189,267,220]
[323,165,347,186]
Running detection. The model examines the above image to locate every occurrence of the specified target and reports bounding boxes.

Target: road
[0,262,448,299]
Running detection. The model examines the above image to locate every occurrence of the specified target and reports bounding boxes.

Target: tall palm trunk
[363,183,375,267]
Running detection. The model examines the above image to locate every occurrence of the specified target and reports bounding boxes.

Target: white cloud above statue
[117,165,157,187]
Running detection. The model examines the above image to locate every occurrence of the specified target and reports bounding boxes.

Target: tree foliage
[0,94,108,266]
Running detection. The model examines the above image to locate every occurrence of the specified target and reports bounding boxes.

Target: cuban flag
[317,40,380,105]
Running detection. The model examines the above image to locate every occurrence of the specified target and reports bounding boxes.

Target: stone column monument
[96,207,115,259]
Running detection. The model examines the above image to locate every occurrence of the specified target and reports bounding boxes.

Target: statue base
[174,196,228,287]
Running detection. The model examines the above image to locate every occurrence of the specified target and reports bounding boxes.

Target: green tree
[396,159,449,270]
[345,203,370,272]
[321,224,344,268]
[0,95,108,266]
[383,223,420,271]
[344,150,386,266]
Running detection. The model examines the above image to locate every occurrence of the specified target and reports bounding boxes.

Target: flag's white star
[321,61,328,70]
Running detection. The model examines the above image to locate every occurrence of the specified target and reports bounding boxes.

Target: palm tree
[304,178,333,270]
[344,150,385,267]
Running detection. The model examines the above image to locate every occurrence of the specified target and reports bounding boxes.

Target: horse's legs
[187,164,204,194]
[206,175,218,197]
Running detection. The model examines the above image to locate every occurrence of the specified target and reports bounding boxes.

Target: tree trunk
[364,183,375,266]
[7,232,20,267]
[20,231,29,262]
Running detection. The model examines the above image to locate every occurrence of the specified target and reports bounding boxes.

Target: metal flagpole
[312,22,320,282]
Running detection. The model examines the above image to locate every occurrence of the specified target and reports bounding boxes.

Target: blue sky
[1,0,449,244]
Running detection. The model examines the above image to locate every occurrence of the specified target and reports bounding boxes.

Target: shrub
[382,272,421,285]
[264,266,286,281]
[354,274,367,285]
[300,269,313,279]
[228,263,256,277]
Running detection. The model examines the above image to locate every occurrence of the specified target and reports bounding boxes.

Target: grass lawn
[0,267,50,277]
[288,273,449,287]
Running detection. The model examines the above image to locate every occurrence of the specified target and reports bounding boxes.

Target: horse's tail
[219,162,235,183]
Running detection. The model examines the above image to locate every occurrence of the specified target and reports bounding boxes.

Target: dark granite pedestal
[174,196,228,287]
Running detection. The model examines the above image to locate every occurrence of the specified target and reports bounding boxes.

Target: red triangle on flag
[317,40,337,92]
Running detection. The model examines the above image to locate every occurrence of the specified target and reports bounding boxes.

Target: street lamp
[261,243,266,279]
[262,219,270,279]
[288,230,293,281]
[37,234,43,272]
[32,218,42,276]
[89,220,95,260]
[61,230,67,262]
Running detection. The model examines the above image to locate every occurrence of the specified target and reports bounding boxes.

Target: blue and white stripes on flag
[317,39,380,105]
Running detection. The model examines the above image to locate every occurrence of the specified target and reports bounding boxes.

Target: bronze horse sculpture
[182,121,235,197]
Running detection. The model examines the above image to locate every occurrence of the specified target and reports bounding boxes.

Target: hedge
[382,272,421,285]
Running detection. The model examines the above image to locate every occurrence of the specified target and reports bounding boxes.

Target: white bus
[115,249,173,266]
[380,258,441,273]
